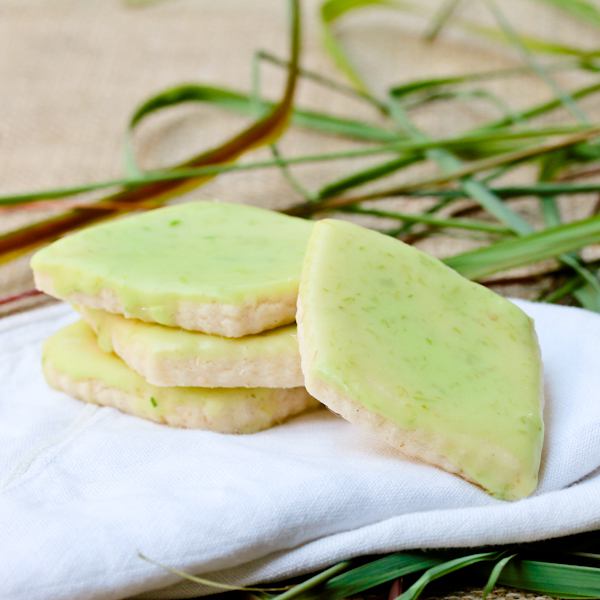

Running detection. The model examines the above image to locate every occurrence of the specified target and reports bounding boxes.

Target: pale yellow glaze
[31,202,312,331]
[42,321,314,433]
[299,219,544,500]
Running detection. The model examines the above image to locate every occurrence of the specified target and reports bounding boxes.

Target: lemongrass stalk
[445,214,600,279]
[290,125,600,215]
[341,205,512,234]
[487,0,587,122]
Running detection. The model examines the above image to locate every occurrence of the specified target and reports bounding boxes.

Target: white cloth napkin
[1,300,599,600]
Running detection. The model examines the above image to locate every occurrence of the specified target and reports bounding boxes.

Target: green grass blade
[270,562,351,600]
[541,276,584,303]
[302,553,443,600]
[534,0,600,28]
[138,553,291,593]
[320,0,409,95]
[445,214,600,279]
[483,554,517,599]
[423,0,462,41]
[392,67,539,100]
[450,15,600,58]
[495,559,600,598]
[486,0,588,123]
[317,154,419,199]
[390,97,532,234]
[405,181,600,200]
[480,81,600,131]
[128,84,397,143]
[299,124,600,214]
[461,178,531,234]
[256,49,386,111]
[397,552,501,600]
[342,205,512,234]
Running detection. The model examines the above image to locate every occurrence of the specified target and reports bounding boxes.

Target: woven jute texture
[1,1,599,597]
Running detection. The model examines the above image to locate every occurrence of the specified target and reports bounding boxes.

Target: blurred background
[2,0,600,314]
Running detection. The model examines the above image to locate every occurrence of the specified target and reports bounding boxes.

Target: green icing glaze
[79,305,299,363]
[299,219,544,500]
[42,321,302,428]
[31,202,313,326]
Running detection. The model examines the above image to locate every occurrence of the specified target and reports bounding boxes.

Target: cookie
[43,321,317,434]
[79,305,303,388]
[297,219,544,500]
[32,202,312,337]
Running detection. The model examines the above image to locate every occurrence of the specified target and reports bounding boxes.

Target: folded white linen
[0,300,599,600]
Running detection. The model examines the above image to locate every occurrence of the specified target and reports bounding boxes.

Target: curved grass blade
[445,214,600,280]
[483,554,517,599]
[390,63,567,100]
[270,562,351,600]
[396,552,501,600]
[123,84,397,170]
[0,0,302,264]
[300,553,443,600]
[320,0,414,98]
[139,553,291,593]
[251,48,317,203]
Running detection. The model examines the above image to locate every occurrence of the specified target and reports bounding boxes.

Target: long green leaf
[317,155,419,200]
[296,124,600,214]
[486,0,587,122]
[342,205,512,234]
[390,63,571,99]
[483,554,517,599]
[482,81,600,131]
[534,0,600,28]
[495,559,600,598]
[387,96,532,236]
[397,552,501,600]
[270,562,350,600]
[483,1,600,310]
[320,0,407,95]
[451,15,600,58]
[445,214,600,279]
[301,553,442,600]
[126,84,396,145]
[3,126,587,208]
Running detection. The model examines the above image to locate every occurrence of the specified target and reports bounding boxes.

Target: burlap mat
[2,1,599,597]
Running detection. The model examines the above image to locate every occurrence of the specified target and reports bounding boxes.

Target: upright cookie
[297,219,544,500]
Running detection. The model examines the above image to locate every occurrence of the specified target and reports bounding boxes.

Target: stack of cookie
[32,201,546,499]
[31,202,318,434]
